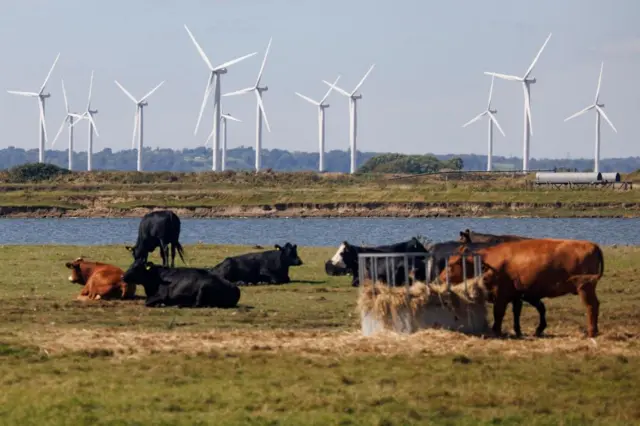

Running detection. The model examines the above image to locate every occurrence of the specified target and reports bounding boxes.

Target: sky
[0,0,639,160]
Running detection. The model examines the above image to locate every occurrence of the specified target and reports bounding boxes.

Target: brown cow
[65,257,137,301]
[459,229,531,244]
[441,239,604,338]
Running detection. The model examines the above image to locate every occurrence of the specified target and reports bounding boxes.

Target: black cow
[209,242,303,286]
[122,259,240,308]
[326,237,428,287]
[126,210,185,267]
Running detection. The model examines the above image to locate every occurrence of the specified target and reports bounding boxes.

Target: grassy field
[0,171,639,217]
[0,244,639,425]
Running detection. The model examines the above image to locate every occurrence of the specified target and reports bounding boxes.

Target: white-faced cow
[126,210,185,267]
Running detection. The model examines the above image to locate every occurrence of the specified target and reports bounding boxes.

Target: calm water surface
[0,217,637,246]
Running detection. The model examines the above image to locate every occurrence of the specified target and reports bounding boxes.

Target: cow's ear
[275,244,282,250]
[125,246,133,252]
[145,262,153,270]
[65,262,73,269]
[292,244,297,249]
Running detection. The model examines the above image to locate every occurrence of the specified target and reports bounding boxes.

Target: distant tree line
[0,146,638,173]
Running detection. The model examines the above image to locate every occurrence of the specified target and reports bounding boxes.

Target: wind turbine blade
[223,86,254,97]
[194,74,214,135]
[596,105,618,133]
[132,108,139,149]
[295,92,320,105]
[254,37,272,87]
[86,70,94,110]
[88,114,99,137]
[352,64,375,94]
[484,72,522,82]
[564,105,593,122]
[523,83,533,135]
[7,91,39,97]
[487,111,506,137]
[462,111,486,128]
[213,52,258,72]
[114,80,138,104]
[221,113,241,122]
[320,75,341,104]
[524,32,552,79]
[594,61,604,103]
[140,81,165,103]
[39,52,61,94]
[61,79,69,112]
[184,25,214,70]
[487,75,495,109]
[322,80,351,97]
[38,99,48,143]
[51,117,67,147]
[256,91,270,132]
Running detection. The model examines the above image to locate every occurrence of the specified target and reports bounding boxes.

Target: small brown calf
[66,257,136,301]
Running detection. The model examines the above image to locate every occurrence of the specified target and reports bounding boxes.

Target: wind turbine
[223,37,273,172]
[462,76,506,171]
[295,75,341,172]
[323,64,375,174]
[7,53,61,163]
[72,71,100,171]
[51,80,84,171]
[484,33,552,172]
[206,113,241,171]
[184,24,257,172]
[564,62,617,175]
[114,79,165,172]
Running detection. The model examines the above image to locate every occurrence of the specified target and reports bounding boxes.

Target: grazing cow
[326,237,428,287]
[210,242,303,285]
[459,229,531,244]
[126,210,185,267]
[440,238,604,338]
[66,257,136,301]
[122,259,240,308]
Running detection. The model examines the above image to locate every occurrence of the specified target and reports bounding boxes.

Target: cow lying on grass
[210,242,303,285]
[66,257,136,301]
[123,260,240,308]
[442,238,604,338]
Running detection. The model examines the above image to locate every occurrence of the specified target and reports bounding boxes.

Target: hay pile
[357,278,490,336]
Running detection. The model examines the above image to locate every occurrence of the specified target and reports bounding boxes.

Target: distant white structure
[7,53,61,163]
[323,64,375,174]
[51,80,84,171]
[295,76,341,172]
[184,24,257,172]
[485,33,552,172]
[462,76,505,171]
[72,71,100,171]
[564,62,617,175]
[114,80,165,172]
[206,113,241,171]
[224,37,273,172]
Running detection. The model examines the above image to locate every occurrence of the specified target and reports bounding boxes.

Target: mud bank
[1,201,640,219]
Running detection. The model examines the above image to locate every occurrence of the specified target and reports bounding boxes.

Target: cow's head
[275,243,303,267]
[65,257,87,285]
[459,229,472,244]
[125,245,149,263]
[325,241,355,276]
[123,259,156,285]
[439,252,494,285]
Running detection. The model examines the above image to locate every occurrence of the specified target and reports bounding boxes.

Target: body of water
[0,217,637,246]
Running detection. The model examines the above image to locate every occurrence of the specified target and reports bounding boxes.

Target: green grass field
[1,244,639,425]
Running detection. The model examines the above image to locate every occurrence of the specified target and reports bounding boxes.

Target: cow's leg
[522,296,547,337]
[145,293,164,307]
[491,297,509,337]
[578,282,600,338]
[158,242,167,267]
[170,243,176,268]
[511,297,523,338]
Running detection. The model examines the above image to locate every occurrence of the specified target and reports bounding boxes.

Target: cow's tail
[175,241,187,265]
[595,244,605,279]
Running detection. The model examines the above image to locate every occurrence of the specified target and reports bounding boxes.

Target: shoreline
[1,201,640,219]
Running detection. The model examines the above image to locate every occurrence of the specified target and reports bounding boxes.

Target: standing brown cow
[65,257,136,301]
[441,239,604,338]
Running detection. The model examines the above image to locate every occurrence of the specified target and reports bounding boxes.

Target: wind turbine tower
[462,76,506,171]
[323,64,375,174]
[295,75,341,172]
[206,113,242,171]
[7,53,61,163]
[73,71,100,171]
[564,62,617,174]
[224,37,273,172]
[484,33,552,172]
[114,80,165,172]
[51,80,84,171]
[184,25,257,171]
